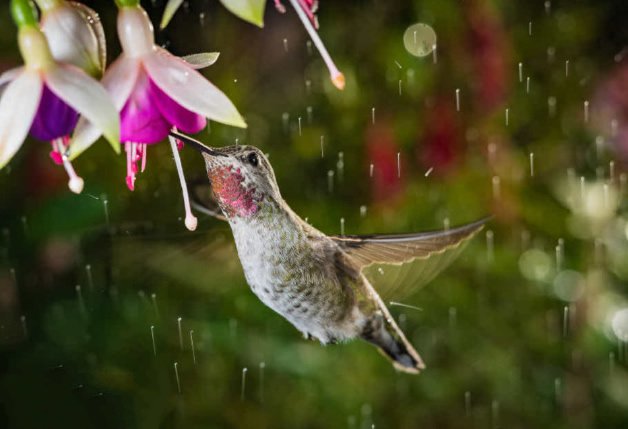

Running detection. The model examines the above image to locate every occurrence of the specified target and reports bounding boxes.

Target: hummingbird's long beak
[168,130,225,157]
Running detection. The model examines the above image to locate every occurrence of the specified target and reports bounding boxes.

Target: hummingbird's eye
[247,152,259,167]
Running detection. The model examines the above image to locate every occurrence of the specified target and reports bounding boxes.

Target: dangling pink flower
[274,0,345,90]
[73,3,246,230]
[0,0,119,194]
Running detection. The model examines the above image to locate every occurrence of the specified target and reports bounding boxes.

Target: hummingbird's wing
[330,218,488,299]
[188,179,228,221]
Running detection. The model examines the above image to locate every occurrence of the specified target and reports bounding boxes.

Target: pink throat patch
[210,166,260,218]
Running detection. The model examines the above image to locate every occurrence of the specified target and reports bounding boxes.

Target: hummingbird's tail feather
[361,311,425,374]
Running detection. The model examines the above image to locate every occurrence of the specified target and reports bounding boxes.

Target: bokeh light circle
[403,23,436,57]
[611,308,628,342]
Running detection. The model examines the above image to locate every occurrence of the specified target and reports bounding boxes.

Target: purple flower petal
[120,71,170,144]
[29,84,79,142]
[150,78,206,134]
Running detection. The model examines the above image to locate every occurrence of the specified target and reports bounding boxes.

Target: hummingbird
[171,131,487,374]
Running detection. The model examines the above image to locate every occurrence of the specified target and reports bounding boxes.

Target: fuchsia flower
[38,0,106,78]
[274,0,345,90]
[73,3,246,230]
[0,0,119,194]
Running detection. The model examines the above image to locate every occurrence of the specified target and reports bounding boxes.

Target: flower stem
[33,0,62,13]
[114,0,140,8]
[169,133,198,231]
[11,0,38,28]
[287,0,344,90]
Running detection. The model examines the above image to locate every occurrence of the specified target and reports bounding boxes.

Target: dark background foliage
[1,0,628,428]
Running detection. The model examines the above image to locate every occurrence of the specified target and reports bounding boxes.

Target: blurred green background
[1,0,628,427]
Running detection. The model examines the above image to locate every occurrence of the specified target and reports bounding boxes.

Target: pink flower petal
[120,70,170,144]
[144,48,246,128]
[150,78,206,134]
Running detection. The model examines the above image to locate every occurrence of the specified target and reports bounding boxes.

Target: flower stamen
[125,142,136,191]
[54,137,84,194]
[287,0,344,89]
[169,133,197,231]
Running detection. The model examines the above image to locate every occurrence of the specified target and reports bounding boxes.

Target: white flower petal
[0,67,24,97]
[70,56,139,159]
[0,71,42,169]
[145,49,246,128]
[181,52,220,69]
[102,55,140,110]
[42,3,103,77]
[45,64,120,158]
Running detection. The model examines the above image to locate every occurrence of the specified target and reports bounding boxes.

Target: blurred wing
[331,218,488,299]
[188,178,227,221]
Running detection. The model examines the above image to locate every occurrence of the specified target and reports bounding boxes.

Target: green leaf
[219,0,267,27]
[160,0,183,29]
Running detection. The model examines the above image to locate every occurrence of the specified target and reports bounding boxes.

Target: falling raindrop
[492,176,501,200]
[371,107,376,124]
[340,218,345,235]
[189,330,196,364]
[85,264,94,292]
[432,44,438,63]
[369,163,374,178]
[177,317,184,350]
[518,62,523,82]
[241,367,248,401]
[283,38,288,52]
[101,193,110,226]
[528,21,532,36]
[20,315,27,339]
[584,100,589,123]
[306,40,312,55]
[486,230,495,263]
[76,285,86,316]
[397,152,401,178]
[562,306,569,338]
[526,76,530,94]
[464,391,471,417]
[306,106,313,124]
[425,167,433,177]
[529,153,535,177]
[174,362,181,393]
[443,217,450,231]
[360,205,367,217]
[565,60,569,77]
[455,88,461,111]
[556,238,564,271]
[547,46,555,63]
[150,325,157,356]
[320,135,325,158]
[398,79,402,96]
[298,117,302,136]
[282,112,290,133]
[505,108,510,126]
[327,170,335,193]
[548,96,556,117]
[554,378,561,406]
[337,152,344,183]
[545,1,551,14]
[259,362,266,403]
[448,307,457,329]
[491,400,500,429]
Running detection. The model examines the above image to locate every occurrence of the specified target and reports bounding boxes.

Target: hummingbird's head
[200,145,281,220]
